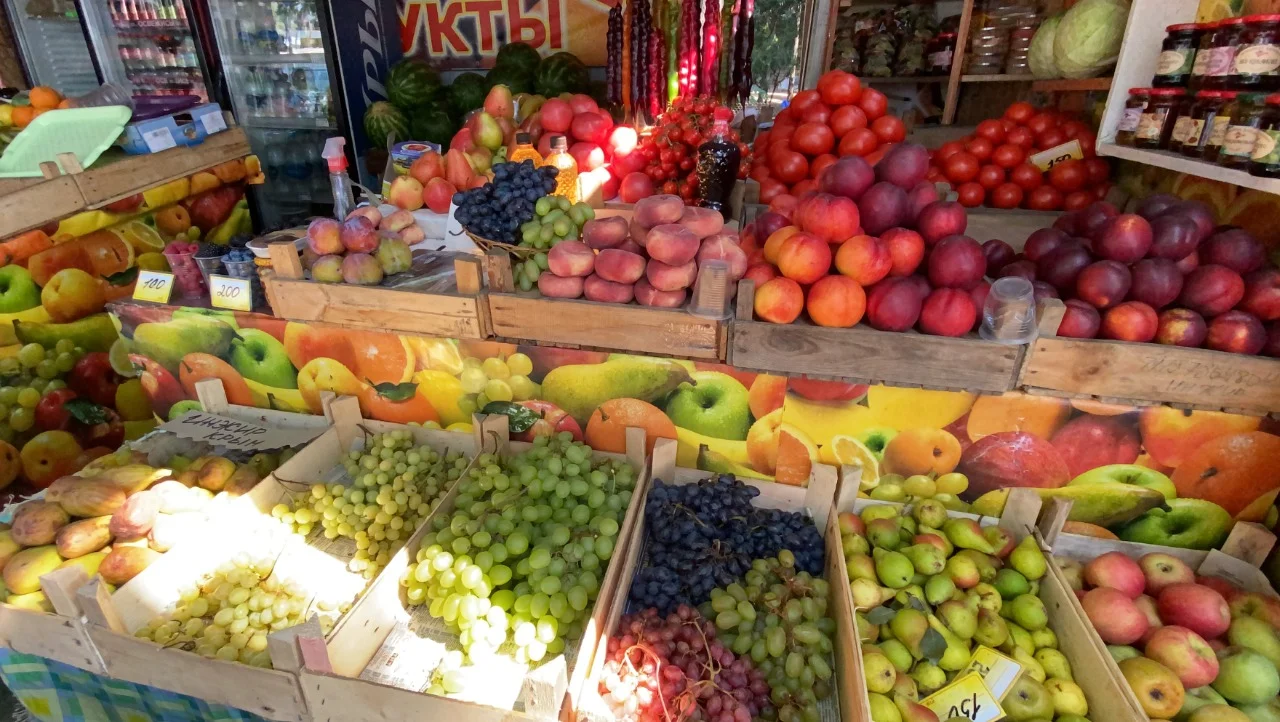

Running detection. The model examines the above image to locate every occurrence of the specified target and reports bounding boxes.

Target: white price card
[961,646,1024,700]
[209,274,252,312]
[1029,139,1084,172]
[200,112,228,135]
[132,270,174,304]
[921,672,1004,722]
[143,126,177,152]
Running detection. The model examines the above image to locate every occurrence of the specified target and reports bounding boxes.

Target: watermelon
[387,58,441,111]
[447,73,489,118]
[410,109,457,147]
[363,101,409,146]
[535,52,590,97]
[495,42,542,74]
[485,65,534,95]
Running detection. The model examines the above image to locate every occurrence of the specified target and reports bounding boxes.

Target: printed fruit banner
[0,158,261,498]
[109,302,1280,562]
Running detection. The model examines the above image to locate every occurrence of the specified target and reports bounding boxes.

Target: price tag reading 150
[209,275,252,312]
[921,672,1004,722]
[132,271,174,304]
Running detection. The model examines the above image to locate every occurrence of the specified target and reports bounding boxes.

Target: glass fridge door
[4,0,98,96]
[79,0,209,100]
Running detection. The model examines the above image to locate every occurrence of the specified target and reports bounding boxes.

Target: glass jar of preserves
[1220,92,1267,168]
[1232,15,1280,91]
[1250,94,1280,176]
[1206,18,1247,89]
[927,33,958,75]
[1116,88,1149,146]
[1203,90,1240,161]
[1136,88,1186,149]
[1169,99,1199,152]
[1190,21,1221,90]
[1156,23,1203,87]
[1182,90,1232,157]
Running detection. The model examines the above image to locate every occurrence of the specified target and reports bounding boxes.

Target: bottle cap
[516,132,532,145]
[321,137,348,172]
[550,135,568,151]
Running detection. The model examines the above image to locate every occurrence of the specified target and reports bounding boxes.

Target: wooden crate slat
[0,176,83,238]
[268,277,485,338]
[74,128,253,207]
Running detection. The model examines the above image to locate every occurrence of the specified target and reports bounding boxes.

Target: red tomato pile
[751,69,905,206]
[614,96,748,204]
[927,101,1112,212]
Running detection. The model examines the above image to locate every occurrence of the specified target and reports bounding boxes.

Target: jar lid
[1197,90,1225,98]
[1241,14,1280,22]
[937,32,957,38]
[1166,23,1200,31]
[1267,93,1280,104]
[1128,87,1151,95]
[1148,88,1187,96]
[1220,90,1241,98]
[1222,16,1249,25]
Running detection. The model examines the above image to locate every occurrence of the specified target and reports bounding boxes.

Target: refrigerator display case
[4,0,98,97]
[78,0,211,100]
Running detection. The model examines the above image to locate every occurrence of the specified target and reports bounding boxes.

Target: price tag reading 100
[209,275,252,312]
[132,271,175,304]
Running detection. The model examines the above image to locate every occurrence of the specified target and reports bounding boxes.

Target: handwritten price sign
[962,646,1024,700]
[1029,140,1084,172]
[209,275,252,312]
[132,271,175,304]
[921,672,1004,722]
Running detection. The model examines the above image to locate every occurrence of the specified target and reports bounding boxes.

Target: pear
[910,661,948,695]
[1008,594,1049,631]
[1006,623,1035,655]
[943,518,996,554]
[542,357,693,424]
[869,518,904,550]
[913,499,949,528]
[847,553,877,582]
[899,516,918,537]
[890,608,930,658]
[843,533,871,556]
[927,614,974,671]
[1035,648,1073,680]
[857,612,879,642]
[851,578,894,609]
[994,568,1031,600]
[1009,535,1048,581]
[862,504,901,525]
[875,548,915,589]
[984,525,1016,557]
[946,554,981,589]
[864,649,898,693]
[868,693,903,722]
[895,585,926,608]
[974,608,1010,648]
[1107,644,1141,663]
[969,583,1003,613]
[956,549,999,582]
[1031,628,1058,650]
[473,112,504,151]
[902,544,947,575]
[1013,646,1046,682]
[1058,558,1084,591]
[938,599,978,640]
[894,692,939,722]
[1229,616,1280,668]
[880,639,914,673]
[893,671,919,700]
[925,575,957,606]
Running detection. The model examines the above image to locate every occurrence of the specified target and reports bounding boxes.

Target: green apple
[1068,463,1177,501]
[1238,698,1280,722]
[1004,677,1055,721]
[1213,648,1280,705]
[167,399,203,420]
[0,266,39,313]
[1108,644,1141,663]
[1118,498,1233,550]
[856,427,897,458]
[228,328,298,388]
[663,371,750,441]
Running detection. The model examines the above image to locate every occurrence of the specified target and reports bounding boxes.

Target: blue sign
[329,0,404,178]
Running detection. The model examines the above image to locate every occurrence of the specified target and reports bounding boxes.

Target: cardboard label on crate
[159,411,324,451]
[1030,140,1084,172]
[209,274,252,312]
[142,126,177,153]
[921,673,1004,722]
[201,112,228,135]
[359,621,442,692]
[961,646,1023,700]
[132,271,174,304]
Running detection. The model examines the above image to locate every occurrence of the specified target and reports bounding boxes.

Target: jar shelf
[1098,142,1280,194]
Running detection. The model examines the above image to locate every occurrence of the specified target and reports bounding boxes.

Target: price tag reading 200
[209,275,252,312]
[132,271,175,304]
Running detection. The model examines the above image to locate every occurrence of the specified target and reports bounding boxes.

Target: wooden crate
[264,245,488,340]
[1019,299,1280,416]
[729,280,1026,393]
[574,439,844,722]
[281,411,651,722]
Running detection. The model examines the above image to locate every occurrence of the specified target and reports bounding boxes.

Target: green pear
[1031,627,1058,650]
[913,499,949,528]
[938,600,978,640]
[473,112,504,151]
[843,534,871,556]
[902,544,946,575]
[946,554,981,589]
[1008,594,1049,631]
[890,608,929,658]
[1035,648,1073,680]
[994,568,1031,600]
[1229,616,1280,669]
[857,613,878,642]
[969,582,1003,613]
[927,614,974,671]
[851,578,894,609]
[910,662,947,695]
[1237,699,1280,722]
[1005,623,1036,655]
[847,553,877,582]
[943,518,996,554]
[1178,686,1230,722]
[925,574,957,606]
[132,317,237,372]
[956,549,999,582]
[895,585,926,608]
[880,639,914,673]
[899,516,918,537]
[1107,644,1141,663]
[542,358,693,424]
[869,519,904,551]
[893,671,918,700]
[863,650,897,694]
[868,693,902,722]
[1213,647,1280,704]
[862,504,901,524]
[1013,646,1046,682]
[875,548,915,589]
[974,608,1010,648]
[1009,535,1048,581]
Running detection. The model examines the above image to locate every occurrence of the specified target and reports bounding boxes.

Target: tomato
[828,105,867,137]
[809,153,838,179]
[1026,112,1058,136]
[791,122,836,156]
[769,141,793,165]
[1010,163,1044,191]
[1026,185,1063,211]
[817,70,862,105]
[870,115,906,144]
[771,150,810,184]
[976,119,1007,144]
[792,179,818,196]
[771,124,795,145]
[965,136,995,162]
[1075,133,1097,158]
[801,104,832,125]
[679,157,694,171]
[1000,119,1016,134]
[1048,158,1087,192]
[936,141,965,161]
[791,89,822,113]
[750,164,771,182]
[1084,157,1111,184]
[977,164,1006,190]
[991,183,1024,209]
[1060,120,1090,139]
[773,107,793,124]
[927,166,945,182]
[1006,126,1035,149]
[944,152,981,183]
[957,182,987,208]
[838,127,880,157]
[1063,190,1094,211]
[858,88,888,120]
[991,143,1026,169]
[758,178,788,204]
[1004,101,1036,125]
[1036,128,1068,151]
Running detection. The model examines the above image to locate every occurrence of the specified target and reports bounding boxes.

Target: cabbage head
[1053,0,1130,78]
[1029,14,1062,79]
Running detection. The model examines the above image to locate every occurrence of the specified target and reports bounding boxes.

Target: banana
[244,378,308,413]
[0,305,51,346]
[675,426,750,468]
[969,485,1166,528]
[696,445,772,481]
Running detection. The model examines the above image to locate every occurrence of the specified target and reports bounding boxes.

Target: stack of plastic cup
[980,276,1038,344]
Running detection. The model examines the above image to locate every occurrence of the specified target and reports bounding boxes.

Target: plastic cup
[163,249,206,298]
[980,276,1037,344]
[223,258,267,308]
[194,255,226,289]
[688,261,732,320]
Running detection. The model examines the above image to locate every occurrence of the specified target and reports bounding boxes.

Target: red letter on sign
[426,2,467,55]
[505,0,545,48]
[401,1,421,54]
[468,0,504,53]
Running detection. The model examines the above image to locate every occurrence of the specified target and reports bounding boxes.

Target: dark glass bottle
[695,119,742,219]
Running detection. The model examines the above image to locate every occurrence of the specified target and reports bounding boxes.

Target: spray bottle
[321,136,355,220]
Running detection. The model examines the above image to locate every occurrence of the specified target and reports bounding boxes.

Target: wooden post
[40,566,89,617]
[76,578,127,633]
[943,0,975,125]
[484,249,515,293]
[1038,498,1072,548]
[651,437,677,482]
[194,378,230,414]
[735,279,755,321]
[454,256,483,294]
[1220,522,1278,569]
[998,487,1044,538]
[267,617,324,673]
[327,396,363,450]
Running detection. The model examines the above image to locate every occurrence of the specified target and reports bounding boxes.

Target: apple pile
[842,502,1087,722]
[928,101,1112,212]
[1061,550,1280,721]
[614,96,747,204]
[752,70,905,206]
[301,207,416,287]
[386,149,482,216]
[535,195,747,307]
[997,194,1280,355]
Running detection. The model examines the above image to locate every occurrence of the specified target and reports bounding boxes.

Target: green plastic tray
[0,106,132,178]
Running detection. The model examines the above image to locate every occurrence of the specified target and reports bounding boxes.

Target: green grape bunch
[401,432,637,688]
[0,340,85,443]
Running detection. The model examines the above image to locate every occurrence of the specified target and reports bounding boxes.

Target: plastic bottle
[508,132,543,165]
[694,118,742,219]
[544,135,579,202]
[322,136,355,219]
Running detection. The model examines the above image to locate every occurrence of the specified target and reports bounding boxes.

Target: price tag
[921,672,1004,722]
[209,274,252,312]
[200,112,228,135]
[961,646,1024,700]
[143,126,177,152]
[132,270,174,304]
[1030,139,1084,172]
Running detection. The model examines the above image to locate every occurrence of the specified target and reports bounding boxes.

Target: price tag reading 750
[921,672,1004,722]
[209,275,252,312]
[132,271,174,304]
[1029,139,1084,172]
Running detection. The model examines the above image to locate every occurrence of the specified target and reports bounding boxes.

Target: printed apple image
[228,328,299,389]
[167,399,203,420]
[1118,498,1233,550]
[664,371,751,441]
[0,266,40,313]
[512,400,583,442]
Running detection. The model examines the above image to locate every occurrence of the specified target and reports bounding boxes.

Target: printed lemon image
[1197,0,1243,21]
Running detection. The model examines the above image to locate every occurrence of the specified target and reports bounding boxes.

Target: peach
[744,264,778,286]
[835,235,892,286]
[697,234,748,281]
[1139,408,1261,469]
[400,225,426,244]
[883,428,962,476]
[1085,551,1147,598]
[1025,228,1070,262]
[776,232,832,285]
[763,226,800,265]
[866,277,923,332]
[806,275,865,328]
[1157,583,1231,640]
[583,216,630,249]
[341,216,379,253]
[595,248,646,284]
[1101,301,1158,342]
[1180,265,1245,316]
[346,205,382,227]
[1076,260,1132,309]
[634,278,686,307]
[1268,321,1280,356]
[380,209,416,232]
[387,176,424,211]
[1207,310,1266,354]
[1201,228,1265,273]
[754,277,804,324]
[618,239,643,254]
[794,193,860,244]
[311,254,343,282]
[1156,308,1208,347]
[583,274,634,304]
[307,217,343,255]
[679,206,725,239]
[630,216,649,246]
[1242,268,1280,321]
[645,259,698,291]
[881,228,925,276]
[1129,258,1184,309]
[918,288,976,337]
[1058,299,1101,338]
[547,241,596,278]
[340,253,384,285]
[646,224,700,265]
[633,194,684,228]
[1082,587,1149,644]
[916,201,968,246]
[746,408,783,474]
[927,235,986,289]
[538,272,584,298]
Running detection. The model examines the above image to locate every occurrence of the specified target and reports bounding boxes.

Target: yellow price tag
[132,271,174,304]
[921,672,1004,722]
[962,646,1024,700]
[209,275,252,312]
[1029,139,1085,172]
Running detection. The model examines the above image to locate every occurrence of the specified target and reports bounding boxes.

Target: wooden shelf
[1097,142,1280,195]
[960,73,1037,83]
[1032,77,1114,92]
[863,76,948,84]
[0,126,252,239]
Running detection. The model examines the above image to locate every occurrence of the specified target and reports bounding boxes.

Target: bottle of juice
[694,118,742,219]
[508,132,543,165]
[544,135,580,202]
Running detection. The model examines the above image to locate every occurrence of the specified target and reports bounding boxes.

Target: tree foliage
[751,0,800,99]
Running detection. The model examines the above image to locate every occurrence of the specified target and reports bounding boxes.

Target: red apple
[1140,553,1197,595]
[1144,625,1220,688]
[1085,551,1146,598]
[1082,587,1149,644]
[1157,583,1231,641]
